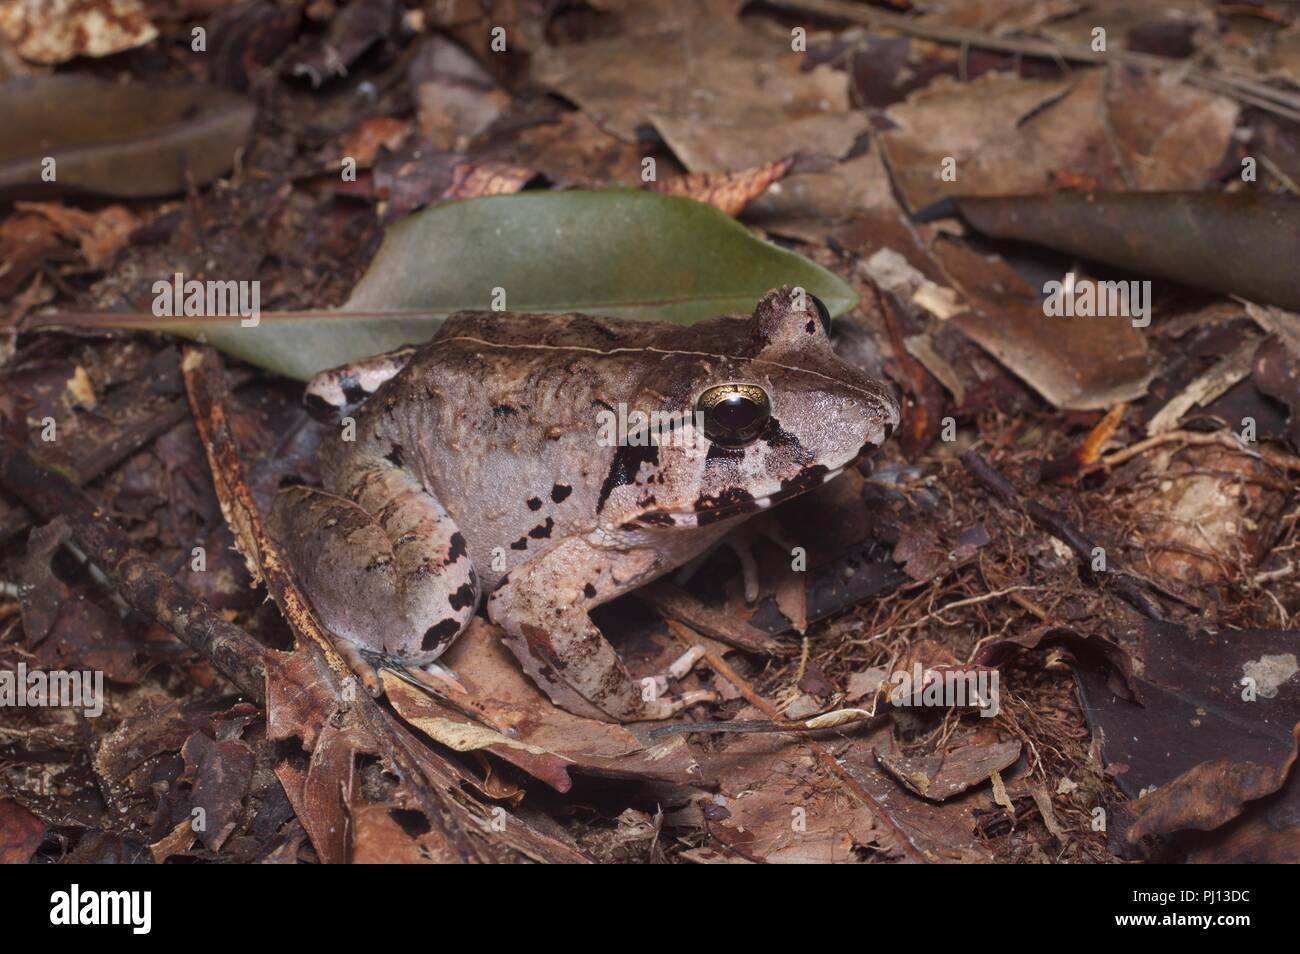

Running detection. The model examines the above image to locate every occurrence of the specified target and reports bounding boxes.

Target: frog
[270,287,899,723]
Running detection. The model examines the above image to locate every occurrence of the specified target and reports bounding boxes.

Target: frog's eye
[696,384,771,447]
[810,294,831,335]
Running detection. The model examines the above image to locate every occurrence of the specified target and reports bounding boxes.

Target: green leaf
[156,189,857,380]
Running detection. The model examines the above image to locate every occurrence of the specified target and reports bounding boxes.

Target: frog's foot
[302,346,417,422]
[270,464,479,663]
[488,540,716,722]
[644,645,711,700]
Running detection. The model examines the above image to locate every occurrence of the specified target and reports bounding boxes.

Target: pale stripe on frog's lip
[739,464,843,509]
[624,463,851,529]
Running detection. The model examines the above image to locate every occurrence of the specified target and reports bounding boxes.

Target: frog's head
[607,287,899,531]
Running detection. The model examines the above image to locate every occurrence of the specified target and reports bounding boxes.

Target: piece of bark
[877,741,1022,803]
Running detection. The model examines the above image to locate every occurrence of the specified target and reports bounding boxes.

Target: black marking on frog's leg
[805,320,816,334]
[422,618,460,652]
[273,457,479,665]
[583,583,597,599]
[526,496,543,511]
[510,536,529,550]
[596,442,659,512]
[303,346,417,422]
[340,374,367,406]
[551,482,572,503]
[448,581,477,611]
[528,518,554,539]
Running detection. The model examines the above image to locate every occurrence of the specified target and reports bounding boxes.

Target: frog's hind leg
[302,346,418,422]
[488,538,716,722]
[270,461,478,664]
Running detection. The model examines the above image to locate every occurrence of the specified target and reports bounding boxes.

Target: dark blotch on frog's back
[527,496,542,511]
[551,482,573,503]
[528,518,554,539]
[447,532,468,563]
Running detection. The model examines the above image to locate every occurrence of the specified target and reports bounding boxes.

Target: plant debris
[3,0,1299,869]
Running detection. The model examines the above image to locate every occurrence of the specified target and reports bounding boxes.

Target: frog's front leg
[270,457,479,664]
[488,538,715,722]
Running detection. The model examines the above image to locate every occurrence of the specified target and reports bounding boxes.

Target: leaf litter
[2,0,1300,866]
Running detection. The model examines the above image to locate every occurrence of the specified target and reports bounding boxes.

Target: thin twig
[180,346,359,685]
[960,449,1165,620]
[892,584,1041,634]
[1083,428,1300,476]
[664,619,929,864]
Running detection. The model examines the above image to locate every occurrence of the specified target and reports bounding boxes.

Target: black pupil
[811,294,831,334]
[711,394,760,433]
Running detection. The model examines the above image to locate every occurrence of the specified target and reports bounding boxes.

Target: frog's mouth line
[622,424,892,529]
[634,463,847,527]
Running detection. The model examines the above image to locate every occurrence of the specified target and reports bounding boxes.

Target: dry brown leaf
[877,740,1022,802]
[880,69,1236,210]
[649,157,795,217]
[431,619,701,785]
[0,0,157,64]
[13,201,137,270]
[532,0,870,172]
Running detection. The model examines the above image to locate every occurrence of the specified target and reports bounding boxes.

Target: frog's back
[355,313,675,589]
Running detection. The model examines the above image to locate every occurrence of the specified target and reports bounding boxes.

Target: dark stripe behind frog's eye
[696,384,771,447]
[811,294,831,335]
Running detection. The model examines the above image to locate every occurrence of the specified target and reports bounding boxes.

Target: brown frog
[271,287,898,722]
